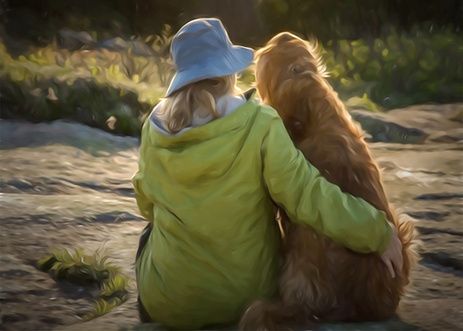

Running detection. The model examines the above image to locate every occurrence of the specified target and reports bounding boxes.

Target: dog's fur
[240,32,418,330]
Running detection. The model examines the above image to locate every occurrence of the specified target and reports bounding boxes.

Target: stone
[351,110,428,144]
[97,38,155,57]
[428,128,463,143]
[98,37,128,52]
[128,41,156,57]
[57,29,95,51]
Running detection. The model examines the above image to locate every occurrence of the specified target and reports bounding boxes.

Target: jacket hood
[141,90,258,185]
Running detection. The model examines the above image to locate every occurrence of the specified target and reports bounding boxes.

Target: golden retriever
[240,32,417,331]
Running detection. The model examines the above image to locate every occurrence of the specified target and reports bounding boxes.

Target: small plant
[37,248,130,320]
[90,297,127,319]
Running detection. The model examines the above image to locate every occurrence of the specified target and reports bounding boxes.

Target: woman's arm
[132,120,154,222]
[262,115,392,254]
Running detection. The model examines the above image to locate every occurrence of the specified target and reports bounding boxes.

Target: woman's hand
[381,225,403,278]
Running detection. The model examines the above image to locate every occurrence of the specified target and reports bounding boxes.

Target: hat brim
[165,46,253,97]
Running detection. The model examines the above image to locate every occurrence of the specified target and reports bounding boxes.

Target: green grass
[37,247,130,320]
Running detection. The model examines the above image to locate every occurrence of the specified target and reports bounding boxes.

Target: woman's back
[135,97,283,329]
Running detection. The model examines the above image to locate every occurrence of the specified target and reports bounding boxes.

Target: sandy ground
[0,111,462,331]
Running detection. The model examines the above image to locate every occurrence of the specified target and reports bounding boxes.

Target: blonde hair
[157,75,239,133]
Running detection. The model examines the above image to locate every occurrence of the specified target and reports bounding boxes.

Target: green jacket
[133,97,392,330]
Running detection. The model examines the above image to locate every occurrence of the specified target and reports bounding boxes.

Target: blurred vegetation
[322,28,463,109]
[0,0,462,135]
[258,0,462,42]
[0,41,157,135]
[37,247,129,320]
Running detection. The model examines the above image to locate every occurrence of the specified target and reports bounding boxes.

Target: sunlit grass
[87,297,127,319]
[100,273,130,299]
[0,42,165,105]
[37,247,130,319]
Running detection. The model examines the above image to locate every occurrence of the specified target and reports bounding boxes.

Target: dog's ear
[304,38,329,78]
[270,32,302,46]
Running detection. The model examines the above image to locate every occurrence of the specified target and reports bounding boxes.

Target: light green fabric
[133,97,392,330]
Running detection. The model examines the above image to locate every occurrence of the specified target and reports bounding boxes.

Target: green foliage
[144,25,175,87]
[87,297,127,319]
[0,42,165,104]
[37,248,111,285]
[1,26,462,133]
[0,41,161,135]
[37,248,129,320]
[321,29,463,109]
[100,273,129,299]
[237,67,256,91]
[345,94,379,112]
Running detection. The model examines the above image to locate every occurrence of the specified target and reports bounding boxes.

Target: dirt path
[0,117,462,331]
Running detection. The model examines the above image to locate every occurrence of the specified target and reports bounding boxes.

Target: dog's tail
[239,299,306,331]
[396,213,420,282]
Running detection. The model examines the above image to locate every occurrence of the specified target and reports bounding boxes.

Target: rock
[352,104,463,144]
[97,38,155,57]
[317,318,421,331]
[6,178,33,191]
[98,37,128,52]
[415,193,463,201]
[387,104,463,130]
[406,211,450,221]
[351,110,428,144]
[428,128,463,143]
[128,41,156,57]
[2,313,28,323]
[421,251,463,274]
[450,109,463,123]
[57,29,95,51]
[82,212,142,223]
[0,119,138,155]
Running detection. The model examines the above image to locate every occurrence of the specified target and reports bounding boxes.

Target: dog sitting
[240,32,417,330]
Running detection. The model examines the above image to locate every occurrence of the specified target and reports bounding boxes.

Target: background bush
[0,42,157,135]
[322,28,463,109]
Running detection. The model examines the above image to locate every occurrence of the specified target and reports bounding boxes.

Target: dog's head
[255,33,328,137]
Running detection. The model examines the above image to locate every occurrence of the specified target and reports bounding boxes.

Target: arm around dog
[261,113,392,254]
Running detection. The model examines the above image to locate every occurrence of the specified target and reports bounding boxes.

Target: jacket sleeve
[132,120,154,222]
[261,115,392,254]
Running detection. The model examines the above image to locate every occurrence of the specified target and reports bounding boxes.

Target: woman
[133,18,402,330]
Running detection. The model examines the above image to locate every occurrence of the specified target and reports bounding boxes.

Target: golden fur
[240,32,418,330]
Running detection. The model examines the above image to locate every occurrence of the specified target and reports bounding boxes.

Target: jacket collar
[146,91,259,147]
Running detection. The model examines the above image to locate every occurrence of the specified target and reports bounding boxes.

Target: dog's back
[293,79,416,319]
